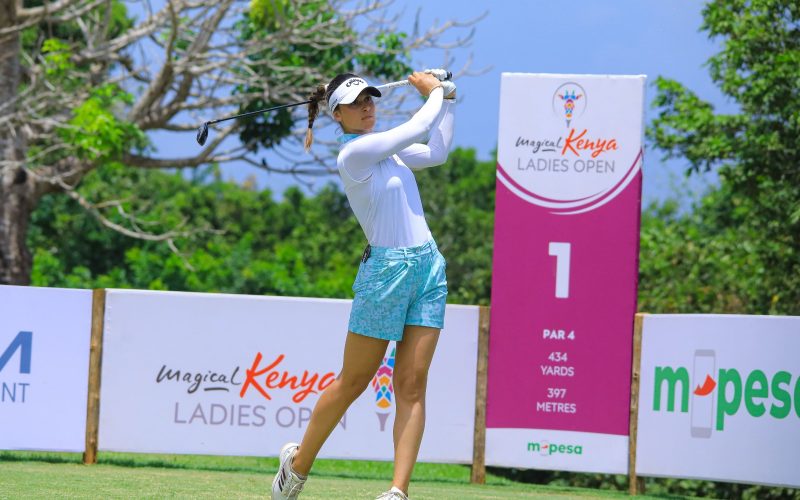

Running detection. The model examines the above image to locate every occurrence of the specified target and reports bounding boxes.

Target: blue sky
[392,0,735,205]
[154,1,735,206]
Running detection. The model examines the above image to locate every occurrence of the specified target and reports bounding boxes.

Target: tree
[645,0,800,315]
[28,162,367,294]
[0,0,481,284]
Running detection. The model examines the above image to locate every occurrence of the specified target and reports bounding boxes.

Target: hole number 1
[548,242,571,299]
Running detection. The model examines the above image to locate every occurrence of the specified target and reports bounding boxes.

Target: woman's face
[333,92,376,134]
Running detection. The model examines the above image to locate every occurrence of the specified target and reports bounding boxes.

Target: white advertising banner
[98,290,478,462]
[637,314,800,488]
[0,285,93,452]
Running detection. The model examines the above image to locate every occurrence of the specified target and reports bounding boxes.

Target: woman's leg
[391,325,440,494]
[291,331,389,475]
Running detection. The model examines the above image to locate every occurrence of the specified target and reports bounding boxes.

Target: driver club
[195,69,452,146]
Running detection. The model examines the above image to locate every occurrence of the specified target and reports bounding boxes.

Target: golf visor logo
[345,78,364,88]
[328,78,369,114]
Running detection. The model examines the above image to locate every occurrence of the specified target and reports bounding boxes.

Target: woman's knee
[394,370,428,404]
[336,370,374,398]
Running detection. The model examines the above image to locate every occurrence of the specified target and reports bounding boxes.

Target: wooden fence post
[470,305,490,484]
[83,288,106,465]
[628,313,646,495]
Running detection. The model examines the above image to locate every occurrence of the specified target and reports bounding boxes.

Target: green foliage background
[27,148,495,306]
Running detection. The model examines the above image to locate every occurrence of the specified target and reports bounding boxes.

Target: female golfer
[271,71,455,500]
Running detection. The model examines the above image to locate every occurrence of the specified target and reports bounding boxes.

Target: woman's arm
[396,99,455,170]
[339,87,445,182]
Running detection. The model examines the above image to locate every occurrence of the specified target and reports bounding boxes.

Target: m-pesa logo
[527,440,583,456]
[653,349,800,437]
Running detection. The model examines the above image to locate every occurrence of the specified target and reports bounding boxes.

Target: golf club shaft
[376,80,411,91]
[208,70,448,124]
[376,69,453,91]
[207,99,312,126]
[205,80,411,125]
[197,69,452,145]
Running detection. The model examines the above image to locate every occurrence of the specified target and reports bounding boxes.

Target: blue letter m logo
[0,331,32,374]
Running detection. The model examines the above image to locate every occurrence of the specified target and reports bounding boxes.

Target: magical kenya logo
[497,79,642,215]
[156,352,337,403]
[157,350,396,431]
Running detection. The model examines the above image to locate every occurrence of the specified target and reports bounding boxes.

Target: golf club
[196,69,452,146]
[196,100,311,146]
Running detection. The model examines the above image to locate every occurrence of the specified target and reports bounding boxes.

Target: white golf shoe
[271,442,307,500]
[375,486,409,500]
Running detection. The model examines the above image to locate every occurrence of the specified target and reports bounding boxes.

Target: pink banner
[486,74,644,470]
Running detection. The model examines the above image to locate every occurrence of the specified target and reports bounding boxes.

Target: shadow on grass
[0,451,266,474]
[485,466,745,500]
[0,451,84,465]
[0,451,450,483]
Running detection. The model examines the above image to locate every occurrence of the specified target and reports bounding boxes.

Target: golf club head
[196,123,209,146]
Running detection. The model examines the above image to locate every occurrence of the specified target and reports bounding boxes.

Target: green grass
[0,451,687,499]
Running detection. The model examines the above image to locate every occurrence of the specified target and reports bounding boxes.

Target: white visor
[327,77,381,115]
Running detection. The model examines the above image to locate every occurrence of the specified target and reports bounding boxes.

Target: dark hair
[305,73,360,151]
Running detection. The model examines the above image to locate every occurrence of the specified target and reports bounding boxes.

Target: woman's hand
[408,71,443,97]
[441,80,456,99]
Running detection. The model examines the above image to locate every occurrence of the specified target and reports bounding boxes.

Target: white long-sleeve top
[337,87,455,248]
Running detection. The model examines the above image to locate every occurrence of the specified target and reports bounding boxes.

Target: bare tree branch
[17,0,82,19]
[1,0,482,280]
[3,0,106,39]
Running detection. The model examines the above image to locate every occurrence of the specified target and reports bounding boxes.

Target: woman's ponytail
[304,84,327,151]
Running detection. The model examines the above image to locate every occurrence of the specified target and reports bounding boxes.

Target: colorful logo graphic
[552,82,586,128]
[652,350,799,437]
[372,347,395,431]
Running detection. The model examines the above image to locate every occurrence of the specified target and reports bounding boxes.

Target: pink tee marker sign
[486,74,645,474]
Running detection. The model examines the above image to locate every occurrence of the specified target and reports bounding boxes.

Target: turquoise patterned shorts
[349,239,448,341]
